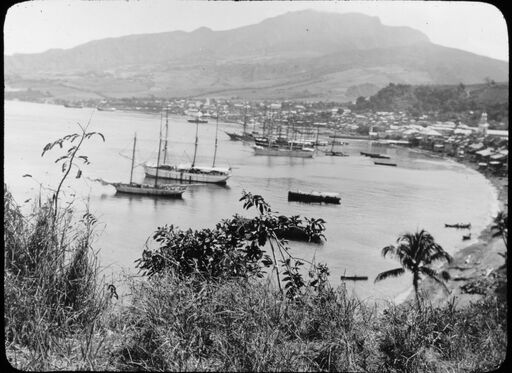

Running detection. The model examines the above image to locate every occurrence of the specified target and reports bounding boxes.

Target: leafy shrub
[136,191,329,298]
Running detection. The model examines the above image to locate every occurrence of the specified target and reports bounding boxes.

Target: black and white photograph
[4,0,508,370]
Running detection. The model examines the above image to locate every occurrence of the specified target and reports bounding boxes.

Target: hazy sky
[4,0,509,61]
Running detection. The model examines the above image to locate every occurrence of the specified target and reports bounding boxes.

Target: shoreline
[407,152,508,308]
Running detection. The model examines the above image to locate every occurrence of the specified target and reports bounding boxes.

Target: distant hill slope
[349,82,508,123]
[4,10,508,101]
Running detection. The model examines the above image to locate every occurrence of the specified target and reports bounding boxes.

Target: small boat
[188,118,208,124]
[324,150,348,157]
[97,106,116,112]
[462,233,471,241]
[369,154,390,159]
[288,191,341,204]
[114,133,186,198]
[373,161,397,167]
[340,275,368,281]
[445,223,471,229]
[361,151,390,159]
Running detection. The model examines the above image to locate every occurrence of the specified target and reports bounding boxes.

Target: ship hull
[225,131,253,141]
[144,165,230,184]
[253,146,314,158]
[113,183,185,198]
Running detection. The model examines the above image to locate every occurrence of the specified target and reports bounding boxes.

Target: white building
[478,112,489,136]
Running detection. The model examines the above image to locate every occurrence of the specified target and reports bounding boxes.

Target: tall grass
[115,272,379,371]
[4,187,112,370]
[4,186,507,371]
[114,271,507,372]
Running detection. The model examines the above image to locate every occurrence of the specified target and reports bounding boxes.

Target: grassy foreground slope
[4,186,507,371]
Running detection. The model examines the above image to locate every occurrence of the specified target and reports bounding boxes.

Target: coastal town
[8,90,507,177]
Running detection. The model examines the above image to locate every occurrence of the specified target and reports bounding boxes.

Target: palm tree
[375,229,452,309]
[491,211,508,249]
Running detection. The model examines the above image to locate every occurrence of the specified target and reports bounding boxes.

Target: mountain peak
[192,26,212,33]
[4,10,507,102]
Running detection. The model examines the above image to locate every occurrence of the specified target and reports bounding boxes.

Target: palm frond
[428,250,453,264]
[374,267,405,283]
[419,266,450,292]
[381,245,397,258]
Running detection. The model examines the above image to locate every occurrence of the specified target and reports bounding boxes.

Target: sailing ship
[113,133,187,198]
[225,104,255,141]
[325,126,348,157]
[252,111,315,158]
[144,108,231,184]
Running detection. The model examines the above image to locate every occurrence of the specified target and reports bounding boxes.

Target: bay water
[4,100,499,304]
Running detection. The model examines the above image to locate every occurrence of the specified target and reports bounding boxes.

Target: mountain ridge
[4,10,508,101]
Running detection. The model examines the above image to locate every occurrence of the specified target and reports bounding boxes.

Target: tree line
[350,82,509,125]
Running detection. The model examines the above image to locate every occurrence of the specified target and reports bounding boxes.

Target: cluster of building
[371,112,508,176]
[11,92,509,175]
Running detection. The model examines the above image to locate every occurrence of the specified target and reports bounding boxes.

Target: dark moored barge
[288,191,341,204]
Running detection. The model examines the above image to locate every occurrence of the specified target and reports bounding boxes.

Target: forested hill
[349,82,508,123]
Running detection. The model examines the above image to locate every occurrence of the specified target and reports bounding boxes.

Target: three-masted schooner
[144,108,231,184]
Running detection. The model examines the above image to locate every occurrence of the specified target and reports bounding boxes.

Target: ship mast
[129,133,136,184]
[154,111,163,187]
[243,103,247,137]
[331,118,340,153]
[163,107,169,164]
[315,122,320,151]
[191,116,199,168]
[212,105,219,168]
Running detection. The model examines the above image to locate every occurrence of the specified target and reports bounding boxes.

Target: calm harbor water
[4,100,499,304]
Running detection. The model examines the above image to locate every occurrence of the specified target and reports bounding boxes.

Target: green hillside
[349,82,508,124]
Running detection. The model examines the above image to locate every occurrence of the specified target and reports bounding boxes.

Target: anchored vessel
[114,133,186,198]
[373,161,397,167]
[225,104,255,141]
[288,190,341,204]
[144,108,231,184]
[361,151,390,159]
[325,126,349,157]
[253,145,315,158]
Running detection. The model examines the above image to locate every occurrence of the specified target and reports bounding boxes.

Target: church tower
[478,112,489,136]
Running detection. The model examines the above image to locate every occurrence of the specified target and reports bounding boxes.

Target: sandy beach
[416,160,508,308]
